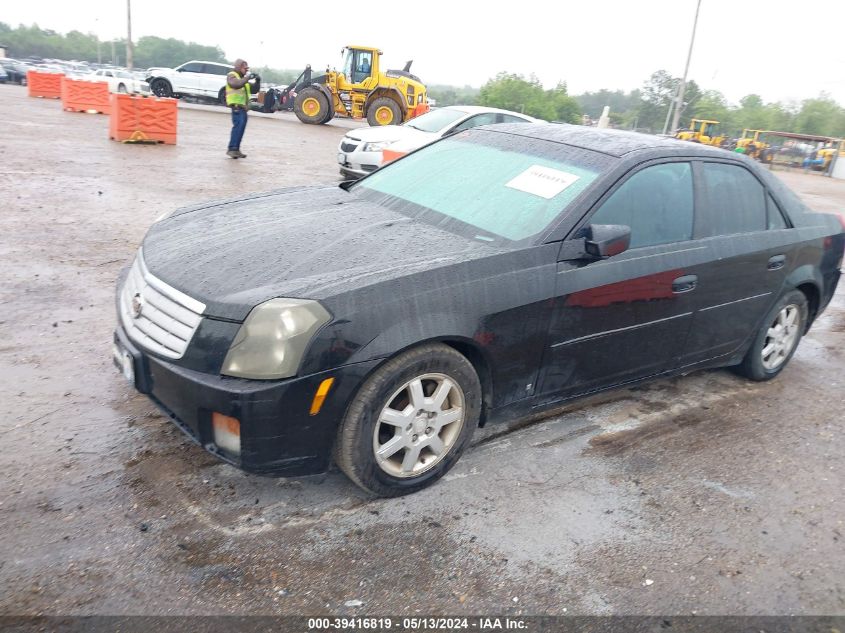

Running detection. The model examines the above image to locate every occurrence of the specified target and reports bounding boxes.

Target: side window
[501,114,530,124]
[589,162,694,249]
[767,193,788,229]
[179,63,204,73]
[450,113,499,134]
[699,162,766,235]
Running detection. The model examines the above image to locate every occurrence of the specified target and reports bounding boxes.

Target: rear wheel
[117,83,127,93]
[294,87,329,124]
[735,289,808,381]
[335,343,481,497]
[150,78,172,98]
[366,97,402,126]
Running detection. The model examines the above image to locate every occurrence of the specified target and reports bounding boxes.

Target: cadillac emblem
[131,293,144,319]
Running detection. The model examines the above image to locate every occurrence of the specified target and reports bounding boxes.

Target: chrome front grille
[341,141,359,152]
[120,249,205,359]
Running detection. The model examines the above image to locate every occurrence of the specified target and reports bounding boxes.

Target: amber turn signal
[212,412,241,455]
[309,378,335,416]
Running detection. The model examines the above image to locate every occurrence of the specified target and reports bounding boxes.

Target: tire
[150,78,173,98]
[734,289,808,381]
[319,105,335,124]
[335,343,481,497]
[117,83,127,93]
[366,97,402,126]
[218,87,227,105]
[294,87,329,124]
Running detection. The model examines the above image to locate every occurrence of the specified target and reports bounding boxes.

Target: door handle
[672,274,698,293]
[768,255,786,270]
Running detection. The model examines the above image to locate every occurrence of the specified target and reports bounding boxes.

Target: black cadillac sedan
[113,124,844,496]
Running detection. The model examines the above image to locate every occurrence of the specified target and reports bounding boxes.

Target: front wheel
[117,83,127,93]
[735,289,808,381]
[335,344,481,497]
[150,78,172,98]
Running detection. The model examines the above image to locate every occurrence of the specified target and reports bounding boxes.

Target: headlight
[363,140,398,152]
[221,298,331,380]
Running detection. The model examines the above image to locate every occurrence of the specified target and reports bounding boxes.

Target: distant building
[0,45,7,59]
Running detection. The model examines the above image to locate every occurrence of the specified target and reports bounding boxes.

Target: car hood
[141,185,501,321]
[346,125,437,146]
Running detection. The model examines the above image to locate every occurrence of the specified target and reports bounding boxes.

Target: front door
[537,160,699,402]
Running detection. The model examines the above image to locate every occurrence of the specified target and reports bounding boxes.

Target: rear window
[355,131,614,243]
[698,162,766,235]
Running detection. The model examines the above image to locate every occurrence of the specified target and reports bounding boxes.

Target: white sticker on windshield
[505,165,580,199]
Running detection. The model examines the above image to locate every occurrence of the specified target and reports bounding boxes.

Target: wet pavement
[1,84,844,616]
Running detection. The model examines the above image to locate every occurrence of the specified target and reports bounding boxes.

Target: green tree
[547,81,581,124]
[477,72,580,121]
[635,70,700,133]
[793,94,845,137]
[133,36,225,68]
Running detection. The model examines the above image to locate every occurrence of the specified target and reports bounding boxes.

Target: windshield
[405,108,467,132]
[341,48,354,80]
[355,130,613,244]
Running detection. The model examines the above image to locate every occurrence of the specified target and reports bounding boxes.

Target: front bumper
[337,148,381,179]
[113,324,380,476]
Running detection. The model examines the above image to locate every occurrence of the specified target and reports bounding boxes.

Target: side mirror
[584,224,631,258]
[559,224,631,261]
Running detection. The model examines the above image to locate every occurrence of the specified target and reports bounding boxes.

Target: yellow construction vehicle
[675,119,728,147]
[735,129,769,159]
[274,45,429,126]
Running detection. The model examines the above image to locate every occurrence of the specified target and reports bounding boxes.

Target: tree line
[4,22,844,138]
[0,23,225,69]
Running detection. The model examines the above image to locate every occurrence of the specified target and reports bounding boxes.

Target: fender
[308,82,334,107]
[364,87,408,115]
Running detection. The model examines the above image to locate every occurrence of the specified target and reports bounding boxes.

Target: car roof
[488,123,731,158]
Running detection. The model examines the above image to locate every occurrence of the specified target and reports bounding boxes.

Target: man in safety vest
[226,59,256,159]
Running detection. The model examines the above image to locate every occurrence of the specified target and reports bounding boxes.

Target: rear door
[201,63,229,98]
[675,160,795,367]
[538,160,699,401]
[173,62,204,93]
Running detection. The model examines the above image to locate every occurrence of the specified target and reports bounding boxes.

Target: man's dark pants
[228,107,247,151]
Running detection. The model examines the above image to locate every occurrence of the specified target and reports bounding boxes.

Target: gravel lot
[1,84,844,617]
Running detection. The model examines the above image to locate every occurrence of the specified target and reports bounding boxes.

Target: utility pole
[126,0,134,70]
[111,40,116,65]
[670,0,702,135]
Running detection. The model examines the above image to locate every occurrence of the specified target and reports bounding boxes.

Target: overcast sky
[4,0,844,105]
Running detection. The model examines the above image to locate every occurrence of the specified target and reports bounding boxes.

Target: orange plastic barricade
[109,93,178,145]
[61,78,111,114]
[382,148,408,164]
[27,71,64,99]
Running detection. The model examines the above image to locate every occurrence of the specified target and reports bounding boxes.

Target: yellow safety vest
[226,71,251,107]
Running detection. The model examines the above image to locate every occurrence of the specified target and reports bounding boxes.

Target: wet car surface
[115,123,844,496]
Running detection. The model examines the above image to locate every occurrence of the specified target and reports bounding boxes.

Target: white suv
[146,61,233,103]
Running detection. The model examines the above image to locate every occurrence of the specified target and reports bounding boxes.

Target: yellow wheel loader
[675,119,727,147]
[275,46,429,126]
[735,129,770,160]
